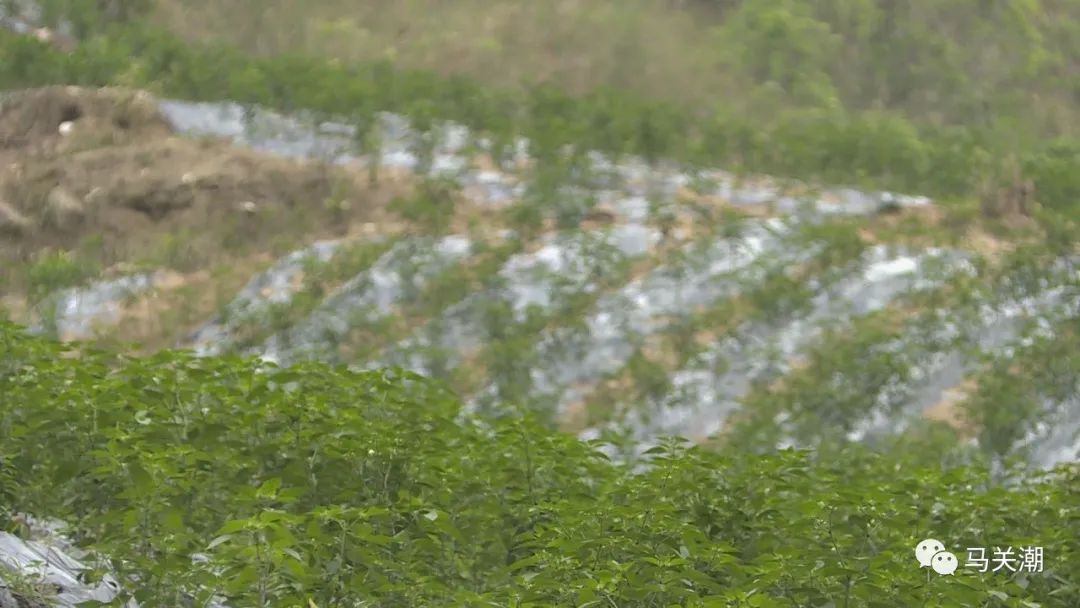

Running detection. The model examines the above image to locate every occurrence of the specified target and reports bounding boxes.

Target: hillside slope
[0,4,1078,606]
[2,84,1077,471]
[144,0,1080,143]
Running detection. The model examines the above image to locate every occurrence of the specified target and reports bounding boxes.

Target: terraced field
[7,88,1076,473]
[2,3,1080,603]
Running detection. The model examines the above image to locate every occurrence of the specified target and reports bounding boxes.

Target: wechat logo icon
[916,538,958,575]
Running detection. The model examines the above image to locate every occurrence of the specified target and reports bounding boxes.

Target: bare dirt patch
[0,86,542,351]
[0,86,410,287]
[922,379,979,438]
[94,257,276,352]
[0,86,433,352]
[0,86,172,152]
[856,201,1044,262]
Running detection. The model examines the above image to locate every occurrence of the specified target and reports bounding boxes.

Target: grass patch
[21,247,102,302]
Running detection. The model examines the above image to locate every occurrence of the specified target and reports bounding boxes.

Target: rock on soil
[0,86,171,151]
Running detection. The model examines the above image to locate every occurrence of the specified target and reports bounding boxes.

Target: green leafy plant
[0,322,1077,606]
[388,177,460,235]
[23,249,101,302]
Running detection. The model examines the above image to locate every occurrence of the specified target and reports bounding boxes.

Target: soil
[0,85,407,281]
[0,86,171,150]
[0,86,426,350]
[922,379,979,438]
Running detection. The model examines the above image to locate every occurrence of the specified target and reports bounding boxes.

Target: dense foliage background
[1,322,1078,606]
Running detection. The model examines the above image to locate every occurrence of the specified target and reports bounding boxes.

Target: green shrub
[1024,140,1080,215]
[0,322,1076,606]
[388,177,460,235]
[24,249,100,302]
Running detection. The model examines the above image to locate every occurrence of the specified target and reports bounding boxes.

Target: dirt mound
[0,86,404,289]
[7,136,341,238]
[0,86,173,151]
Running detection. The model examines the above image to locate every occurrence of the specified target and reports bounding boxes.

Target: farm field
[0,2,1077,606]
